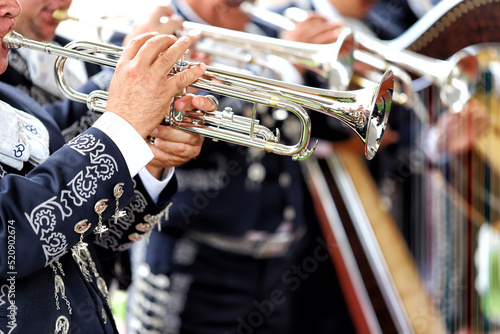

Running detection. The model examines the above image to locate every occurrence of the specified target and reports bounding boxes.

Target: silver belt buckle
[253,232,293,258]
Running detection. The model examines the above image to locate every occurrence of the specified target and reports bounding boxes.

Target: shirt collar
[176,0,211,24]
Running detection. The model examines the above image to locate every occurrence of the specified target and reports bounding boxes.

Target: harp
[303,0,500,333]
[302,147,447,334]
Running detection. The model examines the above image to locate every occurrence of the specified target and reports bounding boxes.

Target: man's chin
[0,57,9,75]
[41,30,57,43]
[35,25,58,43]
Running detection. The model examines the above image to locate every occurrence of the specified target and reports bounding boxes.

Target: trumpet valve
[220,107,234,120]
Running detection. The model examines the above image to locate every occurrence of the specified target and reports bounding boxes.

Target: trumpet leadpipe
[2,29,119,68]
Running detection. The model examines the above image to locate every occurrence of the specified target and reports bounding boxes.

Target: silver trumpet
[2,30,394,160]
[179,21,355,91]
[241,2,478,113]
[52,9,355,91]
[354,33,477,113]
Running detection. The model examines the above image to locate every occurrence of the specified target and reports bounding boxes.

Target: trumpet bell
[364,69,393,159]
[437,50,479,113]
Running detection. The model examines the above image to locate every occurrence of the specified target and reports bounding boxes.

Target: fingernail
[199,63,206,71]
[151,127,159,137]
[179,36,190,44]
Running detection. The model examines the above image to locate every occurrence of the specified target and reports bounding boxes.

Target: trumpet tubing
[2,31,394,160]
[52,9,355,91]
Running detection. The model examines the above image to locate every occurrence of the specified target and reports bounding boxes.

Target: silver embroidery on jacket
[24,133,118,265]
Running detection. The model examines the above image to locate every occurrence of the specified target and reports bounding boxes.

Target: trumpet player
[1,0,185,141]
[0,0,225,332]
[3,0,102,107]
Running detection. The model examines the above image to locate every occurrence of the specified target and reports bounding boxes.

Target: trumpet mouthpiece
[52,9,73,22]
[2,31,22,50]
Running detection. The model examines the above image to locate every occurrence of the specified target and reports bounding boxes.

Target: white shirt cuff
[92,112,154,177]
[138,167,175,203]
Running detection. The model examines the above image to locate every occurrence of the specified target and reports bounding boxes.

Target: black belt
[185,227,305,258]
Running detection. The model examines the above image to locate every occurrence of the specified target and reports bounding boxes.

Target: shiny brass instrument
[354,33,476,113]
[2,31,394,160]
[180,21,355,91]
[52,9,355,91]
[241,2,478,113]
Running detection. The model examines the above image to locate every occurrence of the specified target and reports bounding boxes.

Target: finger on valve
[106,33,206,139]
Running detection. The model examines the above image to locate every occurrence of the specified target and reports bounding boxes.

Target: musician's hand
[145,94,217,177]
[185,49,211,95]
[280,13,344,45]
[280,13,344,75]
[123,5,184,46]
[106,32,206,139]
[436,99,489,154]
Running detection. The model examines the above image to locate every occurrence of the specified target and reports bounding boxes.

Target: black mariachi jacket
[0,82,176,333]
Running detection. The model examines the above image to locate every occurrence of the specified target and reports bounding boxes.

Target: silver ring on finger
[205,94,219,109]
